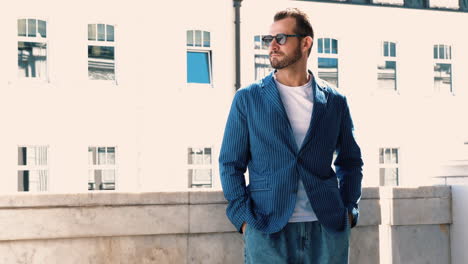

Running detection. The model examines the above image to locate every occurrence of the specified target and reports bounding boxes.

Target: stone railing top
[379,185,451,199]
[0,186,447,208]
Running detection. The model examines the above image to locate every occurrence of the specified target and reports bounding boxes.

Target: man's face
[268,17,303,70]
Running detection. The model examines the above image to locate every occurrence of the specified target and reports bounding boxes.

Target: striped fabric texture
[219,70,363,234]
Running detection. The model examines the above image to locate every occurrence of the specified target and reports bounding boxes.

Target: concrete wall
[0,186,451,264]
[379,186,452,264]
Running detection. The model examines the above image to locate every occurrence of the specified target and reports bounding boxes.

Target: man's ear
[305,36,313,50]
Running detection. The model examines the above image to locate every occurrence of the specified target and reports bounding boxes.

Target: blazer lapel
[261,71,290,124]
[299,74,329,153]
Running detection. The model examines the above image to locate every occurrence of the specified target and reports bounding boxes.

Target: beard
[269,43,303,70]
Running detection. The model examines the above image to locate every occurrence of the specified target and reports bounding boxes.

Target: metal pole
[234,0,243,90]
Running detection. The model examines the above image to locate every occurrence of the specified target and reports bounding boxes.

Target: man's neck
[274,66,310,87]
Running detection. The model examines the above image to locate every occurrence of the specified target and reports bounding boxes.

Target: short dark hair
[274,8,314,56]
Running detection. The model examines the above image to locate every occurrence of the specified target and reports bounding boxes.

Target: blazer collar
[260,70,330,153]
[261,70,329,109]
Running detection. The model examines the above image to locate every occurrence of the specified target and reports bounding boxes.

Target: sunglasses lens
[262,36,273,46]
[277,34,286,45]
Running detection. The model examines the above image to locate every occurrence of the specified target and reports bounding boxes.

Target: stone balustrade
[0,186,451,264]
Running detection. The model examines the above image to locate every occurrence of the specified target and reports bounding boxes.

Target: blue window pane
[203,31,210,47]
[318,38,323,53]
[318,57,338,68]
[433,45,438,59]
[439,45,444,59]
[187,30,194,46]
[38,20,46,38]
[254,35,260,49]
[384,42,389,57]
[390,42,396,57]
[187,52,211,84]
[195,30,202,47]
[332,39,338,54]
[324,38,331,53]
[385,61,396,69]
[97,24,105,41]
[106,25,114,42]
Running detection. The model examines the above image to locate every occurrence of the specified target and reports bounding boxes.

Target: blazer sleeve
[333,96,364,228]
[219,90,251,233]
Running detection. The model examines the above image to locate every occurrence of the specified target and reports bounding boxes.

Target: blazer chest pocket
[248,177,270,192]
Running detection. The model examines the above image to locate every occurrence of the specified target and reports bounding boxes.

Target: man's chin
[270,59,283,69]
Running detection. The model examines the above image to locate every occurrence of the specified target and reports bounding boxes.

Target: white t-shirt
[274,74,318,222]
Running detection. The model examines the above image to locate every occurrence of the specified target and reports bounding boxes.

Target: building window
[88,24,115,80]
[18,146,49,192]
[88,147,116,190]
[317,38,339,87]
[254,35,273,80]
[378,41,397,91]
[379,148,399,186]
[433,44,452,94]
[17,19,47,80]
[187,30,212,85]
[188,147,212,188]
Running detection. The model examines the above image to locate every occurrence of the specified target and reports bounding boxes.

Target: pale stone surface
[188,233,244,264]
[362,187,380,199]
[357,198,381,226]
[451,185,468,264]
[382,197,451,225]
[189,190,227,204]
[189,204,235,233]
[0,235,187,264]
[349,226,379,264]
[0,192,189,208]
[390,225,451,264]
[0,205,189,241]
[380,186,451,199]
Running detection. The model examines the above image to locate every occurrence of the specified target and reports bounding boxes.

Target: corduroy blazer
[219,71,363,234]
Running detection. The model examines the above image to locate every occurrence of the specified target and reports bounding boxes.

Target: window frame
[317,37,340,88]
[88,146,118,191]
[186,29,213,88]
[87,23,117,84]
[377,40,398,94]
[17,145,50,192]
[378,147,400,186]
[433,44,453,95]
[253,34,273,80]
[17,17,49,82]
[187,146,213,188]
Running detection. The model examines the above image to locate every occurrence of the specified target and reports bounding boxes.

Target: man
[219,8,363,264]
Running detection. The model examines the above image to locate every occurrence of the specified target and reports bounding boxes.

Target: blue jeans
[243,221,350,264]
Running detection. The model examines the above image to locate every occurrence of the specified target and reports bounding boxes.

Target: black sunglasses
[261,34,309,46]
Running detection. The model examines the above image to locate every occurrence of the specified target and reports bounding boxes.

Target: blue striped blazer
[219,71,363,234]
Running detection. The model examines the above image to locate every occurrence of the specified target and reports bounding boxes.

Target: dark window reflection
[18,42,47,78]
[88,45,115,80]
[318,57,338,87]
[434,63,452,93]
[377,60,397,91]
